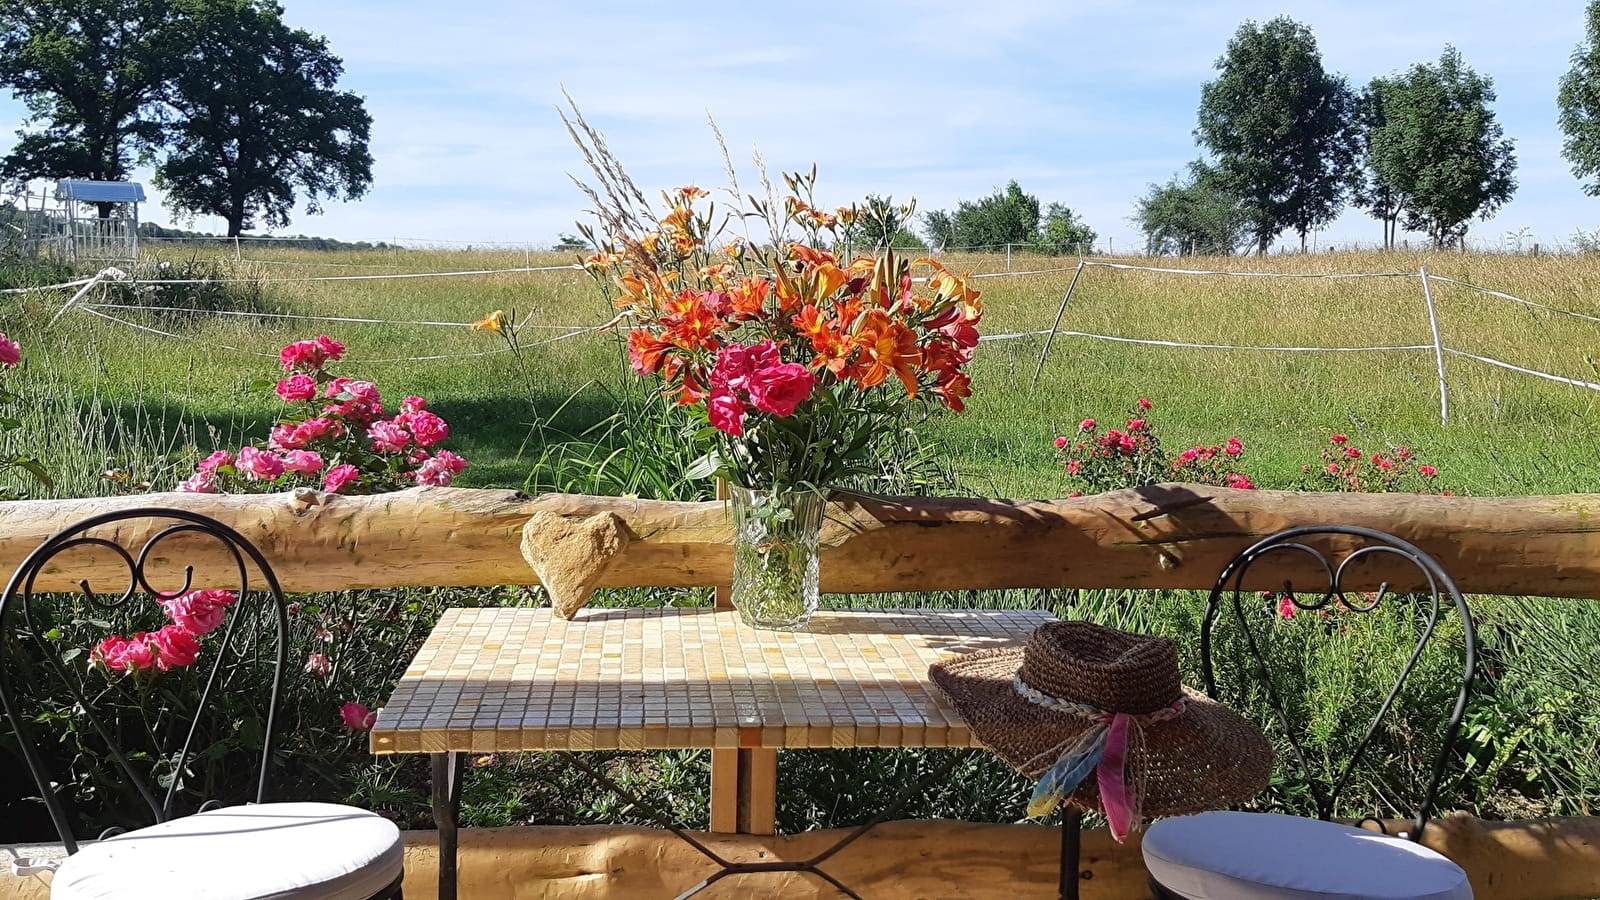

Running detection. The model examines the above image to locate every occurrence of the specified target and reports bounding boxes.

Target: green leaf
[684,451,721,481]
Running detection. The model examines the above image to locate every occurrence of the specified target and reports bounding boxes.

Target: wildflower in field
[470,754,498,769]
[1331,434,1348,444]
[0,333,20,369]
[1137,398,1152,410]
[340,702,376,732]
[1419,465,1438,477]
[471,310,507,332]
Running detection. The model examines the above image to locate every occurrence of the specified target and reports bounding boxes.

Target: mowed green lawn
[5,245,1599,500]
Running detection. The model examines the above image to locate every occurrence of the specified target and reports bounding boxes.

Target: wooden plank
[739,748,777,836]
[2,486,1600,601]
[709,748,739,833]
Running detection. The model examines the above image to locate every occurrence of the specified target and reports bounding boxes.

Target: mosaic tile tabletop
[370,606,1053,755]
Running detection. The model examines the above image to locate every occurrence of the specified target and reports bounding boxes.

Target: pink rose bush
[1296,433,1449,495]
[179,336,467,495]
[1053,398,1255,496]
[92,591,237,676]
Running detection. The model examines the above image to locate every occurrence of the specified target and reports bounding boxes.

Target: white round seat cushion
[50,801,403,900]
[1142,811,1472,900]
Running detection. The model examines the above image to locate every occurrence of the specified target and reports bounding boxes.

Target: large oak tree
[155,0,372,236]
[1195,17,1357,255]
[0,0,180,215]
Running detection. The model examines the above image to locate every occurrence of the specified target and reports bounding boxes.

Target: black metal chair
[1142,525,1477,900]
[0,508,405,899]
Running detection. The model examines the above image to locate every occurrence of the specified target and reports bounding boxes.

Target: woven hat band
[1016,621,1182,715]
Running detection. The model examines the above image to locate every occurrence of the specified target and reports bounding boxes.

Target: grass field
[5,245,1598,500]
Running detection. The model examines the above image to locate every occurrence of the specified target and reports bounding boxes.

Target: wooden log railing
[0,484,1597,605]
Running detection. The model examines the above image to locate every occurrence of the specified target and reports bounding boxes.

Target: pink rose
[345,380,381,410]
[323,463,360,493]
[92,636,135,673]
[0,333,19,369]
[178,472,216,493]
[160,589,236,636]
[412,450,468,487]
[711,340,782,392]
[197,450,234,474]
[1331,434,1349,444]
[1079,419,1095,431]
[707,389,745,436]
[275,374,317,402]
[746,363,815,417]
[278,336,344,372]
[305,653,332,679]
[400,396,427,414]
[1053,436,1068,449]
[269,423,307,451]
[341,702,376,731]
[152,625,200,671]
[323,377,351,399]
[296,417,340,442]
[281,450,324,477]
[121,633,157,672]
[1137,398,1152,410]
[236,446,284,481]
[404,410,449,447]
[367,420,410,454]
[1419,465,1438,477]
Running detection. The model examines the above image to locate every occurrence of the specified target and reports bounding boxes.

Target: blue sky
[2,0,1594,251]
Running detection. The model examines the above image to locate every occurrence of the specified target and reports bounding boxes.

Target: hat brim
[930,645,1273,817]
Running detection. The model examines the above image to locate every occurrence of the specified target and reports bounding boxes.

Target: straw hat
[930,621,1271,837]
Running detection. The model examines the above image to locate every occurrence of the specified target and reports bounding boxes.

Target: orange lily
[853,309,923,397]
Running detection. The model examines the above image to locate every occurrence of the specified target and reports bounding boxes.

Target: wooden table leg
[709,747,777,835]
[432,752,465,900]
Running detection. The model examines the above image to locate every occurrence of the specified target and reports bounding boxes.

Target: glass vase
[726,484,826,630]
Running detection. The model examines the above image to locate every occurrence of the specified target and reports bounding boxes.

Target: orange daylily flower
[853,309,923,397]
[627,329,675,376]
[808,262,849,303]
[674,186,709,202]
[661,290,724,351]
[729,278,771,318]
[470,310,507,333]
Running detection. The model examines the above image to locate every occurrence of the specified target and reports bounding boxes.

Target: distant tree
[923,181,1040,250]
[1559,1,1600,197]
[1363,47,1516,249]
[1196,16,1357,254]
[0,0,180,215]
[553,232,589,251]
[1352,79,1405,249]
[1037,203,1097,255]
[1134,162,1250,256]
[921,209,955,249]
[154,0,372,237]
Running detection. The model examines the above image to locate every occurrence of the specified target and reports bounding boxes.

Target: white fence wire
[6,257,1599,412]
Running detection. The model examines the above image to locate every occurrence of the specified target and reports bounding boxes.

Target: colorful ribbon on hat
[1013,674,1186,842]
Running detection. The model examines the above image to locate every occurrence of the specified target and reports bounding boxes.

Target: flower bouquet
[580,169,983,628]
